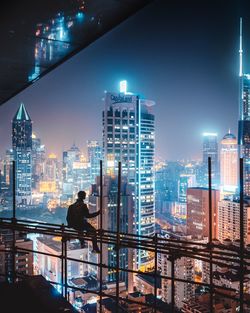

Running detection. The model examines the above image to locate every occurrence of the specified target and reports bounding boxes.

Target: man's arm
[87,211,100,218]
[83,204,100,218]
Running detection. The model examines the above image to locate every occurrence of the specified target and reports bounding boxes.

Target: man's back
[67,200,88,228]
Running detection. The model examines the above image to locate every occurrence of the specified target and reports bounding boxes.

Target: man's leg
[84,222,100,252]
[73,226,86,248]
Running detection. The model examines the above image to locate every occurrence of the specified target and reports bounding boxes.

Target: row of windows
[107,110,135,118]
[107,118,135,125]
[107,149,136,154]
[106,136,136,142]
[107,126,135,133]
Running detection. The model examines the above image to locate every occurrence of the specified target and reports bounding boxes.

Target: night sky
[1,0,250,161]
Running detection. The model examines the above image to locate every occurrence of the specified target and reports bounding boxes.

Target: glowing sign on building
[120,80,127,93]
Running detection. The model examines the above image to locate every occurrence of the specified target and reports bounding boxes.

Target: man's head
[78,190,86,200]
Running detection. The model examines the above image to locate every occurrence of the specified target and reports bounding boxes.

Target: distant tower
[3,149,14,187]
[103,81,155,270]
[87,140,102,184]
[12,103,32,207]
[187,187,220,239]
[202,133,219,187]
[62,144,80,199]
[220,130,238,193]
[238,18,250,196]
[32,132,45,189]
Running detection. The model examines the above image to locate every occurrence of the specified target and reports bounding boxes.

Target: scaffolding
[0,158,249,312]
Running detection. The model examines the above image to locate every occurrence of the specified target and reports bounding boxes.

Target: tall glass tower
[87,140,102,184]
[103,81,155,270]
[202,132,219,188]
[238,18,250,196]
[220,131,238,193]
[12,103,32,207]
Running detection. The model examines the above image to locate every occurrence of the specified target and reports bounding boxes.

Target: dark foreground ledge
[0,275,77,313]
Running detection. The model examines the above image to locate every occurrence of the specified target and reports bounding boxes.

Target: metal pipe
[239,158,244,313]
[171,252,175,313]
[154,233,158,313]
[12,160,16,219]
[208,156,213,313]
[115,161,121,312]
[11,160,16,283]
[64,238,67,298]
[99,160,103,313]
[61,224,65,297]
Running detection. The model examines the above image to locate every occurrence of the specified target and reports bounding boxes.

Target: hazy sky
[1,0,250,161]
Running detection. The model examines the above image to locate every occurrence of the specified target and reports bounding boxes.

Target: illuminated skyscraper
[178,174,196,204]
[87,140,102,184]
[187,187,220,239]
[220,131,238,193]
[62,144,80,198]
[103,81,155,270]
[218,197,250,245]
[32,132,45,189]
[202,133,219,187]
[238,18,250,196]
[62,144,89,199]
[3,149,14,187]
[12,103,32,207]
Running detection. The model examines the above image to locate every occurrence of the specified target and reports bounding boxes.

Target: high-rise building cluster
[1,19,250,313]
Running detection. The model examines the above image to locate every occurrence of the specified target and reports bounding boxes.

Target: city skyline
[1,2,250,311]
[0,0,250,161]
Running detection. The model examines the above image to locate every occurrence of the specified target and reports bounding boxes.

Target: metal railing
[0,158,249,312]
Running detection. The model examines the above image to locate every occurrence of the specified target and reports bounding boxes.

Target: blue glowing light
[202,132,217,137]
[120,80,127,93]
[76,12,84,20]
[28,64,40,82]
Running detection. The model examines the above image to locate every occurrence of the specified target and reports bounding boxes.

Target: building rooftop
[37,236,82,252]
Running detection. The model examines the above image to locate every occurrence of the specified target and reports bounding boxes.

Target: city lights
[1,10,250,313]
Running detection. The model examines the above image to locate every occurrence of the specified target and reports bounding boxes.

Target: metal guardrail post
[61,223,65,297]
[64,236,67,298]
[99,160,103,313]
[171,251,175,313]
[239,158,244,313]
[12,160,16,220]
[208,156,213,313]
[154,233,158,313]
[11,160,16,283]
[115,161,121,312]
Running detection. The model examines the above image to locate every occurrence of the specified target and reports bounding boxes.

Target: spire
[13,103,31,121]
[239,17,243,77]
[228,128,231,134]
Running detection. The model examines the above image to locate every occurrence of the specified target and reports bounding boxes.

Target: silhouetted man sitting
[66,191,100,253]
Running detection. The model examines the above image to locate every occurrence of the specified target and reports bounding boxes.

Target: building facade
[202,133,219,188]
[218,197,250,244]
[12,103,32,207]
[102,82,155,270]
[35,236,88,292]
[87,140,102,185]
[89,175,134,289]
[238,18,250,196]
[31,132,45,190]
[220,131,238,193]
[186,187,220,239]
[158,247,194,309]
